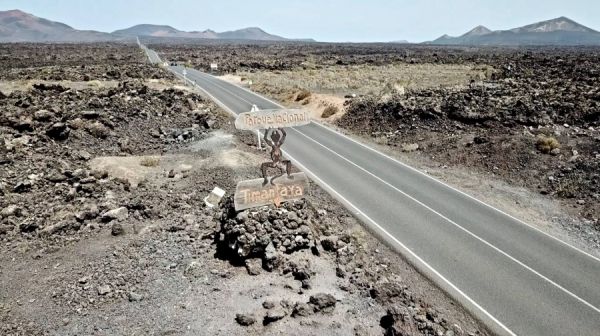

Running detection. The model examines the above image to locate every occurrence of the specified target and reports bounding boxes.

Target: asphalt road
[144,47,600,336]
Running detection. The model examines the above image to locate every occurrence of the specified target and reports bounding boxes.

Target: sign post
[250,105,262,149]
[233,108,311,211]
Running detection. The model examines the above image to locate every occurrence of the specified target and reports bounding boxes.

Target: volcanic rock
[263,308,287,324]
[101,207,129,222]
[309,293,336,313]
[235,313,256,326]
[46,122,70,140]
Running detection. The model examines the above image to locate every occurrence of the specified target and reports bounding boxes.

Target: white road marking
[166,67,517,335]
[177,65,600,313]
[292,126,600,315]
[163,64,600,334]
[308,120,600,263]
[280,145,518,336]
[208,67,600,264]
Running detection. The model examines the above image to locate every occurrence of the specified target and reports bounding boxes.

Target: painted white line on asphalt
[167,67,517,335]
[280,146,518,336]
[168,62,600,329]
[315,122,600,261]
[180,64,600,312]
[309,120,600,263]
[292,127,600,315]
[202,70,600,264]
[179,64,600,312]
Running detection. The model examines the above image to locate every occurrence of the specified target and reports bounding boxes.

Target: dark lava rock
[19,221,39,233]
[262,300,276,309]
[13,118,33,132]
[263,308,287,325]
[33,83,68,92]
[309,293,336,313]
[81,110,101,119]
[292,302,312,317]
[13,180,32,193]
[111,222,125,236]
[380,306,418,336]
[46,122,70,140]
[235,313,256,326]
[473,136,488,144]
[320,235,338,252]
[217,197,316,263]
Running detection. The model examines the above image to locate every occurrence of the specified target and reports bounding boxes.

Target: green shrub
[321,105,339,118]
[140,156,160,167]
[536,135,560,154]
[295,90,311,101]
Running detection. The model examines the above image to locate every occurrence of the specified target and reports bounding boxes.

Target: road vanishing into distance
[142,45,600,336]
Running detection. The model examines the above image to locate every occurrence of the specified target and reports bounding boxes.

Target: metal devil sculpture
[261,128,293,186]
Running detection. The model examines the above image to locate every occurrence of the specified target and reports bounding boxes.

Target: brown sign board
[234,172,309,211]
[234,109,310,131]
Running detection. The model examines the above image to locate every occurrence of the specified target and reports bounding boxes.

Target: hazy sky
[1,0,599,42]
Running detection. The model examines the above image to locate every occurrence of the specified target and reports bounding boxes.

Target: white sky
[1,0,599,42]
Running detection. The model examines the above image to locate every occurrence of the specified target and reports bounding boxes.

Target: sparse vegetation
[295,89,311,101]
[321,105,339,118]
[239,63,480,98]
[140,156,161,167]
[536,135,560,154]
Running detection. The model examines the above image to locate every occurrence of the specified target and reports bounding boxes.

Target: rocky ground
[150,42,501,74]
[336,50,599,235]
[191,43,599,249]
[1,44,489,335]
[0,43,168,81]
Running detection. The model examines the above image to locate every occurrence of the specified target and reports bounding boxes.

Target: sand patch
[300,92,347,121]
[209,149,262,169]
[89,155,198,188]
[218,74,245,85]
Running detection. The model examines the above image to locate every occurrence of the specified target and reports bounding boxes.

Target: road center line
[279,144,518,336]
[195,64,600,264]
[165,64,518,336]
[307,120,600,264]
[177,66,600,315]
[291,126,600,315]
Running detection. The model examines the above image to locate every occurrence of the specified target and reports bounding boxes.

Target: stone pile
[217,198,316,268]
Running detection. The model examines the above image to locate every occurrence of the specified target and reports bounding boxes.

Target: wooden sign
[235,109,310,131]
[234,172,309,210]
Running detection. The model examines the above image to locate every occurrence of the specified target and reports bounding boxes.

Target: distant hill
[213,27,285,41]
[0,9,315,43]
[0,9,114,42]
[428,17,600,46]
[112,24,293,41]
[462,25,492,37]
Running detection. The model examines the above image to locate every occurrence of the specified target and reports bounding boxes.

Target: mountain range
[0,9,313,42]
[2,9,600,45]
[430,16,600,45]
